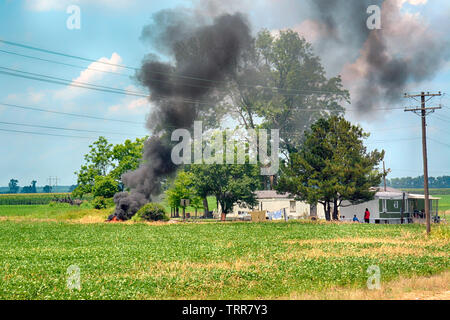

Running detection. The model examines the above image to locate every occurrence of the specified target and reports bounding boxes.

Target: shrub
[92,176,118,198]
[91,196,115,209]
[132,203,168,222]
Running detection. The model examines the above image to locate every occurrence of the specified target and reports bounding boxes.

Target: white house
[227,190,326,220]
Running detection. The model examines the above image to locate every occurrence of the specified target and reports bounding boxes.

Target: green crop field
[0,205,448,300]
[0,193,91,205]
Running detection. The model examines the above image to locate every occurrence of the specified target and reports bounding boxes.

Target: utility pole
[404,91,442,235]
[383,161,387,192]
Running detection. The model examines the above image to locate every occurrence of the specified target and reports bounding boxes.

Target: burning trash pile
[107,11,252,221]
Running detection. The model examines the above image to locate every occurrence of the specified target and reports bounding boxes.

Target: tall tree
[74,137,146,197]
[277,116,385,221]
[110,137,147,185]
[165,171,204,218]
[227,29,349,157]
[8,179,19,194]
[189,163,261,215]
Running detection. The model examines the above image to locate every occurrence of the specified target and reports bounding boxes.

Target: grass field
[0,205,448,299]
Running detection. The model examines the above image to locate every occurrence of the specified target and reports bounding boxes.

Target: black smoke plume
[111,11,251,220]
[305,0,449,114]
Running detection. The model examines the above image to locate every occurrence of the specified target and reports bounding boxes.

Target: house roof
[372,186,404,193]
[407,194,441,200]
[255,190,292,199]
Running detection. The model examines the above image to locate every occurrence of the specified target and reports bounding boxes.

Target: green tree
[189,163,261,215]
[227,29,349,156]
[92,176,119,198]
[166,171,202,218]
[109,137,146,184]
[8,179,19,194]
[84,136,113,176]
[277,116,385,221]
[22,180,37,194]
[43,185,52,193]
[74,137,113,196]
[74,137,146,197]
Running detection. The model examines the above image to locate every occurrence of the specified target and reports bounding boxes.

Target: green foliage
[91,196,115,210]
[0,193,85,205]
[226,29,349,154]
[277,116,385,220]
[74,137,146,197]
[388,176,450,189]
[189,163,261,214]
[165,171,202,210]
[21,180,37,194]
[92,176,118,198]
[43,185,52,193]
[132,202,168,222]
[8,179,19,194]
[109,137,146,182]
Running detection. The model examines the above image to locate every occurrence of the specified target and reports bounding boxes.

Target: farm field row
[0,193,84,205]
[0,217,448,299]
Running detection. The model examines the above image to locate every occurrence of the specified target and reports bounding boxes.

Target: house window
[393,201,399,209]
[290,201,296,212]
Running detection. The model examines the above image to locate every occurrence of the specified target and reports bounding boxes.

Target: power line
[0,102,145,125]
[0,39,351,96]
[0,127,139,143]
[0,66,405,110]
[0,120,146,136]
[0,49,132,78]
[0,127,94,139]
[0,66,149,97]
[428,137,450,149]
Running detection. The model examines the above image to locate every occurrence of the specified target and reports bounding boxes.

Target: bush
[92,176,118,198]
[132,203,168,222]
[91,196,115,209]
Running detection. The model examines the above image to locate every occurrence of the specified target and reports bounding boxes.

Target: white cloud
[108,95,151,116]
[53,52,123,100]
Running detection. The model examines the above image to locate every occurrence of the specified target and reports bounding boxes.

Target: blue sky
[0,0,449,187]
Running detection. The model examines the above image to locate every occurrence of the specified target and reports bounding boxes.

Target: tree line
[386,176,450,189]
[5,179,77,194]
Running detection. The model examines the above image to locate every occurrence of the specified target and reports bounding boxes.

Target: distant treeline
[0,185,77,194]
[386,176,450,189]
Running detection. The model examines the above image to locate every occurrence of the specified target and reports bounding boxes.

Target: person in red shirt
[364,208,370,223]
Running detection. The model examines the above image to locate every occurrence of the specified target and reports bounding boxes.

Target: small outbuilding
[340,187,440,224]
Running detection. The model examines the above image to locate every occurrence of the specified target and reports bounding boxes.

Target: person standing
[364,208,370,223]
